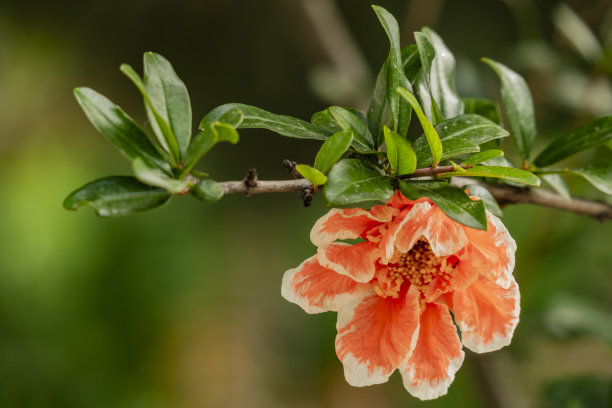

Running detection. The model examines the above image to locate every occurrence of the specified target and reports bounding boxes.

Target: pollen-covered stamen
[374,239,459,298]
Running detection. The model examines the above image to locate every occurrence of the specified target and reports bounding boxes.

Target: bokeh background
[1,0,611,406]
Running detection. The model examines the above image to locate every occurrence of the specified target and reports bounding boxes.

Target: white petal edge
[401,350,465,400]
[317,243,378,283]
[311,208,393,247]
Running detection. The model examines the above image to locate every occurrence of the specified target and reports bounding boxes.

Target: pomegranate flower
[282,191,519,400]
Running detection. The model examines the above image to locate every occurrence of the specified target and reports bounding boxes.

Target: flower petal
[382,201,468,262]
[400,302,465,400]
[463,212,516,289]
[386,190,413,209]
[310,206,397,246]
[452,274,520,353]
[335,286,421,387]
[420,252,478,302]
[318,242,381,283]
[281,255,371,314]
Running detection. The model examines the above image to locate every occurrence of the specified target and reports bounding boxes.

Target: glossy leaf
[132,158,190,194]
[143,52,192,158]
[421,28,464,119]
[462,150,504,165]
[541,174,571,201]
[414,32,444,124]
[63,176,171,217]
[568,163,612,195]
[314,130,354,174]
[201,103,327,141]
[399,180,487,230]
[73,87,171,173]
[401,45,421,83]
[312,109,343,135]
[383,126,416,176]
[296,164,328,187]
[191,179,224,202]
[120,63,181,163]
[372,5,412,137]
[324,159,394,206]
[397,87,443,165]
[462,184,503,217]
[328,106,375,150]
[462,98,501,124]
[534,116,612,167]
[367,60,391,146]
[441,166,541,186]
[482,58,536,160]
[416,138,480,167]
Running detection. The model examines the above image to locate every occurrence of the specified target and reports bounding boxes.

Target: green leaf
[567,163,612,195]
[296,164,328,187]
[143,52,192,158]
[534,116,612,167]
[401,45,421,83]
[314,130,354,174]
[328,106,375,150]
[312,109,343,135]
[201,103,328,140]
[441,166,541,186]
[120,63,181,163]
[73,87,171,173]
[383,126,416,176]
[397,87,443,165]
[367,59,392,146]
[191,179,224,202]
[462,184,503,217]
[182,108,242,176]
[482,58,536,160]
[462,150,504,165]
[414,32,445,124]
[541,174,571,201]
[63,176,171,217]
[132,158,190,194]
[324,159,394,206]
[462,98,501,124]
[420,28,464,119]
[372,5,412,137]
[399,180,487,230]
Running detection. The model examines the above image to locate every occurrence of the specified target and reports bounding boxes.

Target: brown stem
[399,164,472,178]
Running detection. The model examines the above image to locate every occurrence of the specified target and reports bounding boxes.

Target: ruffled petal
[386,190,413,209]
[463,212,516,289]
[420,251,478,302]
[452,274,520,353]
[310,206,397,246]
[382,201,468,262]
[281,255,371,314]
[400,302,465,400]
[318,242,381,283]
[335,286,421,387]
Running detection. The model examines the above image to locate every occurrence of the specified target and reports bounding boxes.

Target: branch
[216,171,612,221]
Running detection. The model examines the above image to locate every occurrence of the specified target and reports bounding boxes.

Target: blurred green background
[1,0,611,406]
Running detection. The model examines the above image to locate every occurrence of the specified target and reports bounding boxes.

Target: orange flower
[282,191,519,400]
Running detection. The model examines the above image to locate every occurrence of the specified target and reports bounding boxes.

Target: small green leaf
[296,164,328,187]
[132,158,190,194]
[211,122,239,144]
[401,45,421,83]
[143,52,192,158]
[191,179,224,202]
[534,116,612,167]
[462,150,504,165]
[421,28,464,119]
[482,58,536,160]
[414,32,445,124]
[567,163,612,195]
[314,130,354,174]
[73,87,171,173]
[201,103,327,141]
[328,106,375,150]
[541,174,571,201]
[441,166,541,186]
[462,98,501,124]
[462,184,503,217]
[63,176,171,217]
[324,159,394,206]
[399,180,487,230]
[312,109,343,135]
[383,126,416,176]
[367,59,391,146]
[397,87,443,166]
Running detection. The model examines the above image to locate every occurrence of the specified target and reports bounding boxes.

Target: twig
[399,164,472,178]
[218,179,312,195]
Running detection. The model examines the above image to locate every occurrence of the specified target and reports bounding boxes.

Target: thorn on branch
[300,186,314,207]
[283,159,303,179]
[243,168,258,194]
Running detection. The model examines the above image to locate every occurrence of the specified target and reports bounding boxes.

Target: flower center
[374,239,459,298]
